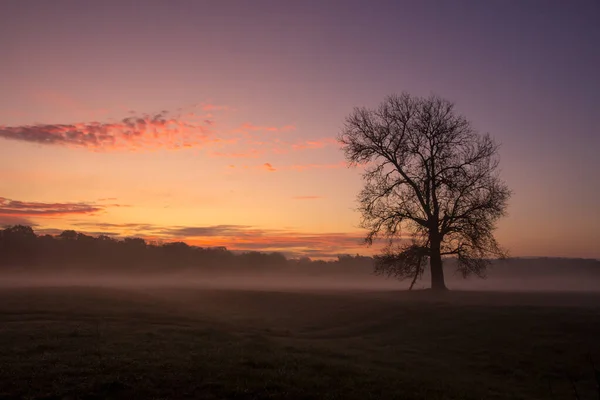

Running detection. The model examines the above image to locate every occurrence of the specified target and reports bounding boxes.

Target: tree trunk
[429,236,447,291]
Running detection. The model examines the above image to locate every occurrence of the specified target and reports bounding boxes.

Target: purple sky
[1,0,598,258]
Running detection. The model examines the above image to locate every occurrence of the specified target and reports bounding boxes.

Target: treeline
[0,225,374,273]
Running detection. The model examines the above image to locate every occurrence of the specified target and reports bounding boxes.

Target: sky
[1,0,598,259]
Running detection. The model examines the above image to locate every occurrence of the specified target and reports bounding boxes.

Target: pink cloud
[254,137,337,155]
[229,161,347,174]
[288,161,347,171]
[263,163,276,172]
[0,111,216,152]
[2,101,314,159]
[236,122,296,133]
[0,196,106,217]
[291,137,337,150]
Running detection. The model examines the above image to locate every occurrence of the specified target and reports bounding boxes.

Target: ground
[0,285,599,399]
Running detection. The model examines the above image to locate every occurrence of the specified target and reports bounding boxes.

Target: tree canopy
[339,93,511,290]
[0,225,373,274]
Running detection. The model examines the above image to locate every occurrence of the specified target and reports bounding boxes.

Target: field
[1,283,599,399]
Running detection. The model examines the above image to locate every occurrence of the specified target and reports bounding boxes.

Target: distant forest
[1,225,598,279]
[0,225,373,272]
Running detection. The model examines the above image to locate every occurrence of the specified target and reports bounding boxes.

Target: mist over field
[2,257,598,293]
[2,270,600,399]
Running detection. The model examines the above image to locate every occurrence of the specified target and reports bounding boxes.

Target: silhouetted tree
[59,230,78,240]
[3,225,36,240]
[0,225,379,274]
[0,225,37,265]
[339,93,511,290]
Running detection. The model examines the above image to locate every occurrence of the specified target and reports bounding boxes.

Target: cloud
[0,110,217,152]
[263,163,276,172]
[158,225,374,258]
[236,123,296,133]
[32,228,73,236]
[3,96,337,164]
[228,161,348,174]
[0,197,104,217]
[291,138,338,150]
[72,222,158,232]
[255,137,337,156]
[160,225,253,237]
[289,162,347,171]
[1,104,308,158]
[68,223,261,240]
[292,196,323,200]
[215,134,337,159]
[179,229,373,258]
[58,222,379,258]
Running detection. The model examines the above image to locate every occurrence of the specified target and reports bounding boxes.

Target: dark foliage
[0,225,373,272]
[374,242,429,290]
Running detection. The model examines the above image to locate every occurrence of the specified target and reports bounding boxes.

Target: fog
[1,257,598,293]
[0,271,398,291]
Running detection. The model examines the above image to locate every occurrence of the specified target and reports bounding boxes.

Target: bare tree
[339,93,511,291]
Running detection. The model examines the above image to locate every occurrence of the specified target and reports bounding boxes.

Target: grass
[0,285,599,399]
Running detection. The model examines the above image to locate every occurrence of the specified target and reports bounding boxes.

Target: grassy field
[0,284,599,399]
